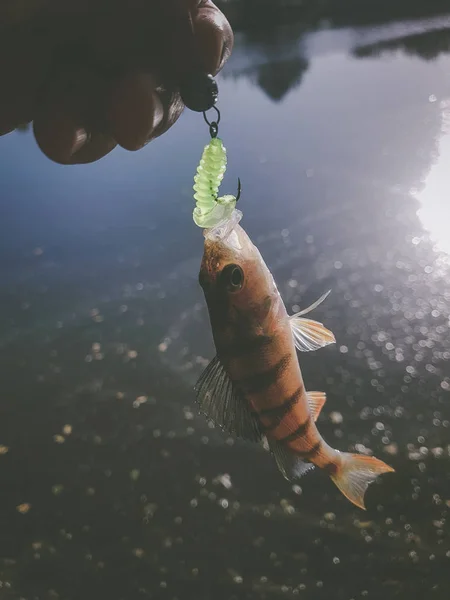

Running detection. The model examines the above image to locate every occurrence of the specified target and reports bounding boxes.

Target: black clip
[203,106,221,138]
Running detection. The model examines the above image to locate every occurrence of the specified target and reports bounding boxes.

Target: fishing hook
[236,177,241,202]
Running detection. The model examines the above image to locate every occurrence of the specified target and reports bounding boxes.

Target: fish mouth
[200,209,259,290]
[200,210,245,288]
[203,209,243,244]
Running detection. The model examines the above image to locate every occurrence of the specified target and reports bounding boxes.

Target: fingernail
[218,42,227,71]
[151,91,164,130]
[142,91,164,146]
[219,35,234,72]
[70,128,88,155]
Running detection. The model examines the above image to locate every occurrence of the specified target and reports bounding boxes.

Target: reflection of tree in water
[256,57,308,101]
[220,1,450,101]
[217,0,450,29]
[355,28,450,61]
[221,17,310,102]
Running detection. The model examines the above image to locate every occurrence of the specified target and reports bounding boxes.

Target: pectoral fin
[194,355,262,442]
[289,291,335,352]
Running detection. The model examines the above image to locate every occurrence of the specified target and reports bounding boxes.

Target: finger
[33,108,89,164]
[69,131,117,164]
[107,72,164,151]
[160,0,233,85]
[34,106,117,165]
[0,29,51,134]
[192,1,234,75]
[147,91,185,142]
[0,124,16,137]
[33,68,117,164]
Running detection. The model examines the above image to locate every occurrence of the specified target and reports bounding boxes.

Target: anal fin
[267,438,315,481]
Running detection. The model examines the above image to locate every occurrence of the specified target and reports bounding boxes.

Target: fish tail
[329,452,395,510]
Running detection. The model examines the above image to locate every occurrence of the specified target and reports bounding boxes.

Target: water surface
[0,6,450,600]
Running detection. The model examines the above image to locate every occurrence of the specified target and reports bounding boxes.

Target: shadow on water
[0,2,450,599]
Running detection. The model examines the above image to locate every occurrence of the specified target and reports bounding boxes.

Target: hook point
[236,177,241,202]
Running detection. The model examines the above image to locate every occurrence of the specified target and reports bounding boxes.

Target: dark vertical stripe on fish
[298,440,322,460]
[257,385,304,431]
[277,415,311,443]
[322,462,338,476]
[218,334,273,359]
[238,353,292,393]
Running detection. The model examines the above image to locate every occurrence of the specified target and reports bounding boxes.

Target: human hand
[0,0,233,164]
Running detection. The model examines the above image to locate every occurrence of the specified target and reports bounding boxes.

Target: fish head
[199,213,277,326]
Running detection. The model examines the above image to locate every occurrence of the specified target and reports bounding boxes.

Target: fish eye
[221,264,244,291]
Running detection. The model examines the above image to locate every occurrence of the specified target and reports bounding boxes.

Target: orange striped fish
[195,212,394,510]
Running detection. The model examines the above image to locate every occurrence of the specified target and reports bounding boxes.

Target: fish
[195,210,394,510]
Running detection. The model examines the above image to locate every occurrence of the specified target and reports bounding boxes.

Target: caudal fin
[330,453,394,510]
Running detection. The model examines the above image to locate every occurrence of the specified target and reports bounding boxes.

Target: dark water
[1,4,450,600]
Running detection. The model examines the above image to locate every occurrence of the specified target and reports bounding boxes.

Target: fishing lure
[192,108,241,229]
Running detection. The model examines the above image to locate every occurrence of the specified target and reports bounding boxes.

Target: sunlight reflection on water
[415,102,450,254]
